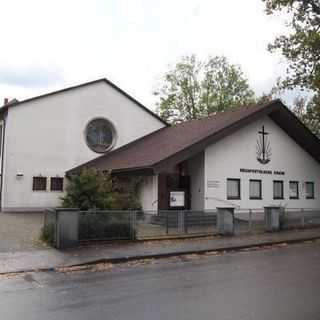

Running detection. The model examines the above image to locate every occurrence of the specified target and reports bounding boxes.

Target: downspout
[0,111,7,211]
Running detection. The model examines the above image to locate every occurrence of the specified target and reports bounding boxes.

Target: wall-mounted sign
[170,191,185,208]
[256,125,271,164]
[207,180,220,188]
[240,168,285,175]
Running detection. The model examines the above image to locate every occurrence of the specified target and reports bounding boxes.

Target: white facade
[188,152,205,210]
[204,116,320,210]
[138,115,320,212]
[1,81,165,211]
[138,175,159,211]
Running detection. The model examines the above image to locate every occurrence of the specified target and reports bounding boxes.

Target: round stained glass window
[85,118,116,153]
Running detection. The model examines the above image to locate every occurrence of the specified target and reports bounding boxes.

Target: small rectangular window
[32,177,47,191]
[249,180,262,199]
[227,179,241,200]
[305,182,315,199]
[273,180,284,199]
[50,177,64,191]
[289,181,299,199]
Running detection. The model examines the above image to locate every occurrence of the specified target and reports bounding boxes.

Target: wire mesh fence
[44,207,320,246]
[280,208,320,230]
[79,210,134,241]
[234,209,265,234]
[135,210,217,239]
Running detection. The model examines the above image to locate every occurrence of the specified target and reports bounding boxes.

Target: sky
[0,0,297,110]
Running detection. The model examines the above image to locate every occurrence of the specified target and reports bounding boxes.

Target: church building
[1,78,320,212]
[0,79,166,211]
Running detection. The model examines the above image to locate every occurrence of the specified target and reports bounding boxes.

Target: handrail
[205,196,241,209]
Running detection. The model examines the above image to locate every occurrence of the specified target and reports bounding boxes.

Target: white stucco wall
[188,152,204,210]
[2,81,165,211]
[204,115,320,210]
[138,175,158,211]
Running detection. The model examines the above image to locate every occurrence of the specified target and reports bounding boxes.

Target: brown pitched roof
[67,99,320,175]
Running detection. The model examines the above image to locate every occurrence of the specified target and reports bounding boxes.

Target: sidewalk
[1,228,320,274]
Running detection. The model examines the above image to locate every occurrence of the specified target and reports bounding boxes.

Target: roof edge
[152,99,284,170]
[0,78,168,126]
[67,99,284,175]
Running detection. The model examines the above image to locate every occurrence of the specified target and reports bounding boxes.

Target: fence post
[217,207,235,236]
[166,211,169,235]
[184,211,188,234]
[179,211,185,234]
[301,208,305,228]
[131,211,136,240]
[249,209,253,232]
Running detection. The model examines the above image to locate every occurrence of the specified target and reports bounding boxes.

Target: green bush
[40,224,55,245]
[62,169,141,210]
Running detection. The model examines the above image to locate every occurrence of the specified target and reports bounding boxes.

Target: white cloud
[0,0,294,108]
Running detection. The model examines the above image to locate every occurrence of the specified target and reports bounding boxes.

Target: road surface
[1,241,320,320]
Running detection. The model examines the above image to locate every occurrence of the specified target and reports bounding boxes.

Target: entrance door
[158,174,190,210]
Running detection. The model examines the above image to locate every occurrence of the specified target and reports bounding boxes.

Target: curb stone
[1,235,319,276]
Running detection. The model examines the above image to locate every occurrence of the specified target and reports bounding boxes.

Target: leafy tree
[293,94,320,137]
[61,169,141,210]
[263,1,320,135]
[154,55,255,123]
[263,0,320,92]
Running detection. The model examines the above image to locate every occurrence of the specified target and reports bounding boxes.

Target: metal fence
[135,210,217,239]
[43,208,320,246]
[79,210,134,241]
[280,208,320,230]
[234,208,266,234]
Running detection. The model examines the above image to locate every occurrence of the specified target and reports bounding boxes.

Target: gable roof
[0,78,168,126]
[66,99,320,175]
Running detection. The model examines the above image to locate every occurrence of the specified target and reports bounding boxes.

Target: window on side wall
[305,182,315,199]
[249,180,262,199]
[32,177,47,191]
[273,180,284,200]
[227,179,241,200]
[50,177,64,191]
[289,181,299,199]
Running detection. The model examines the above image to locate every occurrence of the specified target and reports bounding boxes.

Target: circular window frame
[84,117,117,154]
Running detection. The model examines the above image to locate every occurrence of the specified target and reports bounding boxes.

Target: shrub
[40,224,55,245]
[62,169,141,210]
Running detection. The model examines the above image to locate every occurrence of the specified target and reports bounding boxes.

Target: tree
[154,55,255,123]
[263,0,320,92]
[293,94,320,137]
[263,1,320,135]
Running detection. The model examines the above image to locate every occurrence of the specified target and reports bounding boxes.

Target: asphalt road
[1,241,320,320]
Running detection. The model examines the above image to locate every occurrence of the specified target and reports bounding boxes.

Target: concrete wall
[204,115,320,210]
[138,175,158,211]
[188,152,204,210]
[2,81,165,211]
